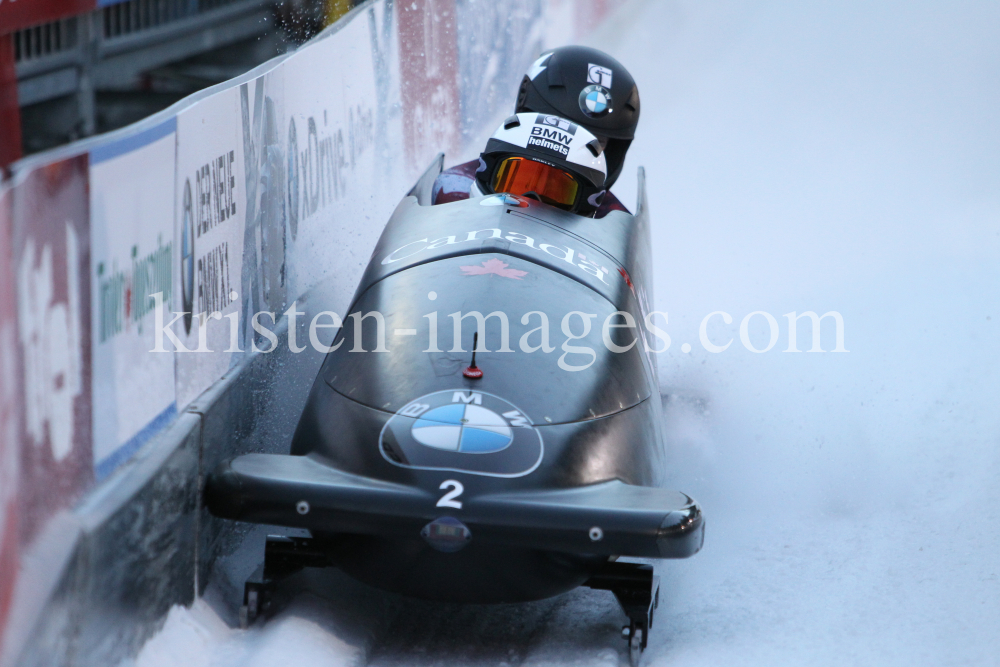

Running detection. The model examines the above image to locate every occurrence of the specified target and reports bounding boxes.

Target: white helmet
[475,113,608,216]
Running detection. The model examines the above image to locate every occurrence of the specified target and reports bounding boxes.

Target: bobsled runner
[205,155,704,664]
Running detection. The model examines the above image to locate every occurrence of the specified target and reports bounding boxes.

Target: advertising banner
[279,2,403,315]
[89,119,178,479]
[172,89,248,409]
[10,155,92,544]
[234,68,287,353]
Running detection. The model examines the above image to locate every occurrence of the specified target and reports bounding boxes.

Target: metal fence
[12,0,276,152]
[12,17,79,63]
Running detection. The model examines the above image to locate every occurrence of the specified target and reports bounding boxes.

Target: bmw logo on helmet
[579,84,613,118]
[379,390,544,477]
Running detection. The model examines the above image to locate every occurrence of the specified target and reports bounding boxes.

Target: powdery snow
[130,596,362,667]
[612,1,1000,664]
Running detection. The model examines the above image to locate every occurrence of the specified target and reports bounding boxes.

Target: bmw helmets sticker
[579,85,612,118]
[527,114,579,158]
[485,112,607,175]
[380,391,543,477]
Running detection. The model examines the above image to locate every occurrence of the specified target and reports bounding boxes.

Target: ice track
[132,0,1000,664]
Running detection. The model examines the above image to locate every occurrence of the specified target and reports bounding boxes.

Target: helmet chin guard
[476,113,607,216]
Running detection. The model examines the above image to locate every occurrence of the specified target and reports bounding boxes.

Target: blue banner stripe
[90,117,177,166]
[95,402,179,481]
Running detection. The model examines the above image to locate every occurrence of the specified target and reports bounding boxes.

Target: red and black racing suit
[431,160,631,217]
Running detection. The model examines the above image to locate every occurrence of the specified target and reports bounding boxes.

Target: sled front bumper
[204,454,704,559]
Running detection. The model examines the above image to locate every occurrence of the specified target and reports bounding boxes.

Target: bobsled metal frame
[584,561,659,658]
[239,535,334,627]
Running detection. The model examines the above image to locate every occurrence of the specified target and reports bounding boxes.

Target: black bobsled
[205,155,704,662]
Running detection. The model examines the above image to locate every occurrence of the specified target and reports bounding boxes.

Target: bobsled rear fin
[634,166,648,223]
[407,152,445,206]
[205,454,704,559]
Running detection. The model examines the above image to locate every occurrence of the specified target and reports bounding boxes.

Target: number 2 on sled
[437,480,464,509]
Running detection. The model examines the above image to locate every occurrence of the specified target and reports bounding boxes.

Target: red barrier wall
[0,34,20,169]
[0,185,18,652]
[0,0,94,34]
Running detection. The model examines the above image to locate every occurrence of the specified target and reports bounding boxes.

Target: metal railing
[12,17,79,64]
[101,0,249,40]
[14,0,277,102]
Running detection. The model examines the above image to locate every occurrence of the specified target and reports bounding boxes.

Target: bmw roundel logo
[579,84,612,118]
[380,390,544,477]
[412,403,512,453]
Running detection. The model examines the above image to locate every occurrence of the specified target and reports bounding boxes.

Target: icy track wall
[0,1,618,665]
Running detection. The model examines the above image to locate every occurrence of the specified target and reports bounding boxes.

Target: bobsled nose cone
[204,459,244,519]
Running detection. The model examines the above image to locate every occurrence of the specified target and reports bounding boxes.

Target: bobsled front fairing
[205,156,704,647]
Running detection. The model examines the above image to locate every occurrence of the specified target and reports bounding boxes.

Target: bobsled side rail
[204,454,704,559]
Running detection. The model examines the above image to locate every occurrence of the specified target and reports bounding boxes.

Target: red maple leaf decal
[619,268,635,294]
[460,258,528,280]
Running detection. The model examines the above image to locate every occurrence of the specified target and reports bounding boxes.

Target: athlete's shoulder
[596,190,630,217]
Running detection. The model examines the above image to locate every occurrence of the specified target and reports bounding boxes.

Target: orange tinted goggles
[491,157,580,210]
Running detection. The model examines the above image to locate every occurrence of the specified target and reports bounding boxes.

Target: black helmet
[476,113,608,217]
[515,45,639,188]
